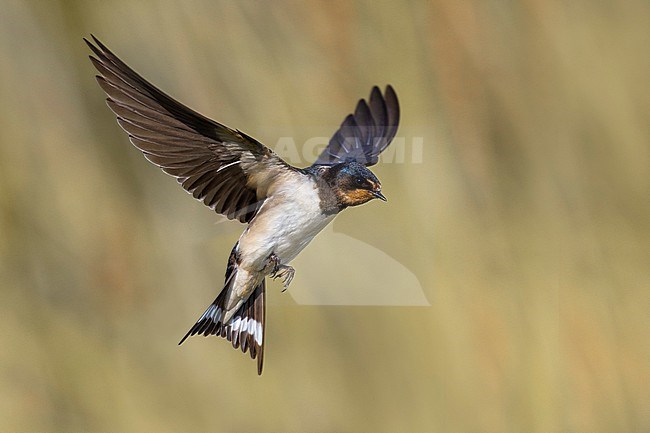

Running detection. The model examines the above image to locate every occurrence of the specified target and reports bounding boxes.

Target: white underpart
[237,173,335,270]
[223,172,334,325]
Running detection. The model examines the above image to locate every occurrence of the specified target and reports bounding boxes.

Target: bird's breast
[237,174,335,269]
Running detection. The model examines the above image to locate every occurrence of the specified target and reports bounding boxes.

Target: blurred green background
[1,1,649,431]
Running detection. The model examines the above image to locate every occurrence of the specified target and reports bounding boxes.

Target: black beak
[372,190,387,202]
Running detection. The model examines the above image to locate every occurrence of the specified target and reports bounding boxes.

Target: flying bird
[85,35,400,375]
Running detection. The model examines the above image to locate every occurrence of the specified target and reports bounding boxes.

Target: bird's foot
[273,265,295,292]
[269,261,294,293]
[267,253,295,291]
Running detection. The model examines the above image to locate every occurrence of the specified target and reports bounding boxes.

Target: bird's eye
[355,177,364,185]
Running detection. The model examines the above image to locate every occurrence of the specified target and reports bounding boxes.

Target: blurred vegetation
[1,0,649,431]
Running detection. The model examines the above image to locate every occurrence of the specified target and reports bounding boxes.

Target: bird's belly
[237,180,335,270]
[272,213,334,263]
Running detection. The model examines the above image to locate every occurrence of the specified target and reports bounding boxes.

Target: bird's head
[328,161,386,208]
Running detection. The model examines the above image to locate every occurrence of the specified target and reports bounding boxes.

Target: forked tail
[179,245,266,375]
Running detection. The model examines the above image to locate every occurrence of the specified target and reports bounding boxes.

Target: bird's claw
[269,263,294,293]
[276,266,295,292]
[267,253,295,291]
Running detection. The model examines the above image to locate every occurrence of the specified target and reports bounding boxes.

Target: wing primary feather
[353,99,373,149]
[86,35,297,224]
[313,85,400,167]
[383,85,400,146]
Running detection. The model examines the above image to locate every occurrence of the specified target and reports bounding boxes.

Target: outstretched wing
[85,35,294,223]
[313,85,400,167]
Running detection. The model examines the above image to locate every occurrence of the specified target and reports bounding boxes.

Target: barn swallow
[85,35,400,375]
